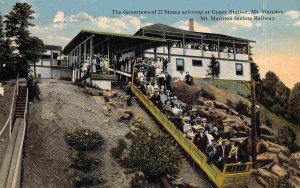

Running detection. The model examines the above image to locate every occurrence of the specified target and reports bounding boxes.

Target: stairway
[14,86,28,118]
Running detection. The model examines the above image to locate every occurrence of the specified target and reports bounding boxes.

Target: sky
[0,0,299,88]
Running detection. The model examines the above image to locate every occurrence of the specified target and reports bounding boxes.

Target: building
[135,21,254,81]
[31,45,71,79]
[63,23,255,89]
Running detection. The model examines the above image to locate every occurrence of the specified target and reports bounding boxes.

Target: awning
[63,29,174,55]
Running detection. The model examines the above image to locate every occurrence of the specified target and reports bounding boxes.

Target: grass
[194,79,300,145]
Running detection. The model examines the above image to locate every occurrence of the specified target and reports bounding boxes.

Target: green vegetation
[200,88,216,100]
[0,2,44,79]
[276,126,297,152]
[64,128,106,187]
[206,55,220,83]
[64,128,104,151]
[112,123,182,178]
[71,152,101,172]
[267,176,295,188]
[234,100,250,116]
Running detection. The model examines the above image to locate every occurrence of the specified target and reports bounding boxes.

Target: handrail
[0,74,19,139]
[10,88,28,188]
[131,81,252,187]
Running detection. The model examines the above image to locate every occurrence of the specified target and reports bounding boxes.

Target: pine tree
[206,54,220,84]
[0,13,5,79]
[4,2,43,77]
[289,83,300,125]
[249,45,261,82]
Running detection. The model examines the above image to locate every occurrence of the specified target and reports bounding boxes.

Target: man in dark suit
[206,139,220,165]
[193,126,208,153]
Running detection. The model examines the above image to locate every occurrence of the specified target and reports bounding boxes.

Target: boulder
[256,176,269,187]
[213,101,230,110]
[291,152,300,161]
[228,108,239,116]
[278,152,298,167]
[118,109,133,122]
[260,134,276,142]
[256,168,278,179]
[199,99,215,107]
[257,152,279,164]
[260,124,275,136]
[282,163,300,177]
[256,140,268,154]
[229,122,251,132]
[82,88,103,96]
[266,141,290,155]
[271,164,288,177]
[290,176,300,186]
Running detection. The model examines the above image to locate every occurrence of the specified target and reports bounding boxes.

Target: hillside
[194,79,300,145]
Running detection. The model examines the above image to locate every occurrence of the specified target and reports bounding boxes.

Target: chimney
[189,18,194,32]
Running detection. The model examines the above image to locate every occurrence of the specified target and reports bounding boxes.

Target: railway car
[131,62,252,188]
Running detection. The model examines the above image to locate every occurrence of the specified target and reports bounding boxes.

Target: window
[52,53,58,60]
[236,63,243,75]
[192,60,202,66]
[176,59,184,71]
[41,54,51,60]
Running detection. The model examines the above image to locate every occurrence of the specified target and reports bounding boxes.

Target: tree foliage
[206,55,220,82]
[256,71,291,118]
[4,2,44,77]
[288,83,300,125]
[119,124,182,178]
[276,126,297,152]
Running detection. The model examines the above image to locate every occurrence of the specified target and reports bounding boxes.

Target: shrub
[74,81,85,88]
[74,172,106,187]
[234,100,250,116]
[267,176,295,188]
[121,124,182,178]
[60,76,72,81]
[226,98,234,108]
[170,81,199,104]
[200,88,216,100]
[276,126,297,152]
[71,152,100,172]
[64,128,104,151]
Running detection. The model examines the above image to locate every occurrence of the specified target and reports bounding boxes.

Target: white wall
[144,53,251,81]
[30,66,71,79]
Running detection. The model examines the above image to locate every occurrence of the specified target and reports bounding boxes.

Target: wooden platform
[91,74,118,81]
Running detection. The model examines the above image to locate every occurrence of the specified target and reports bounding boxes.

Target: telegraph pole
[250,80,257,167]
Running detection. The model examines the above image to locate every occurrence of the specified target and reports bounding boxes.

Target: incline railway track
[112,80,216,188]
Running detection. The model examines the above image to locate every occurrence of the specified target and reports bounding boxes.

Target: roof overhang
[63,29,174,55]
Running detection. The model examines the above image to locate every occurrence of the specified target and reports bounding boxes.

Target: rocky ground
[23,79,208,188]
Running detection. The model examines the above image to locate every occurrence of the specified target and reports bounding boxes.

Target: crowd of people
[133,62,249,171]
[172,41,248,54]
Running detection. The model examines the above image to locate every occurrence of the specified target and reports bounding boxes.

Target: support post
[89,37,93,84]
[201,36,204,57]
[183,34,186,55]
[250,80,257,167]
[84,41,87,61]
[217,38,220,58]
[167,44,171,65]
[233,41,236,60]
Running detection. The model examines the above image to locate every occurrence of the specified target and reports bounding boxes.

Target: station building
[135,21,254,81]
[63,21,254,89]
[30,45,70,79]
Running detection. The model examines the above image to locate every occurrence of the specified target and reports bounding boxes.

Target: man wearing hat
[184,71,193,85]
[206,139,220,165]
[211,127,221,141]
[193,125,208,153]
[150,89,161,107]
[165,71,172,90]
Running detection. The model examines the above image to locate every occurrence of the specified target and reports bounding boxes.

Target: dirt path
[23,79,208,188]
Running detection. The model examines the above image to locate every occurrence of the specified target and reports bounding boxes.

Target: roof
[135,23,255,43]
[44,45,62,51]
[63,29,174,54]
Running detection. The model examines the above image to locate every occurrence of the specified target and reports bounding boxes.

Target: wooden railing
[0,74,19,139]
[0,80,28,188]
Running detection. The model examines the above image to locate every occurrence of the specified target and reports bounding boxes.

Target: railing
[0,74,19,139]
[131,83,252,187]
[0,81,28,188]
